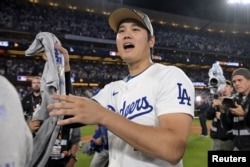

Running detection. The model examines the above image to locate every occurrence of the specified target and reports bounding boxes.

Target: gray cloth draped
[25,32,66,167]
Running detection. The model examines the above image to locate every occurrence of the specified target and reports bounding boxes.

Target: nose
[124,35,131,39]
[122,29,132,39]
[234,82,238,87]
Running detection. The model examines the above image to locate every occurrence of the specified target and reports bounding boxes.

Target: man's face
[32,78,41,93]
[116,20,155,64]
[232,75,250,95]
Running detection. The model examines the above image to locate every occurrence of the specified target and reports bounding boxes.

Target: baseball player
[48,7,194,167]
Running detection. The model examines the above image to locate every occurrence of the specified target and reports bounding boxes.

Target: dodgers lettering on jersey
[107,105,116,112]
[106,82,192,121]
[54,48,65,88]
[120,96,153,120]
[54,49,63,65]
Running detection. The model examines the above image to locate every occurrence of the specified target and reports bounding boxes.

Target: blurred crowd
[0,0,249,102]
[0,0,250,57]
[0,56,226,101]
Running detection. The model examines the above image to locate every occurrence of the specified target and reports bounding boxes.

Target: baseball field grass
[76,119,212,167]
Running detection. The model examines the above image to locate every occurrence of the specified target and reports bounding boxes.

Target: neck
[128,60,153,76]
[33,91,40,97]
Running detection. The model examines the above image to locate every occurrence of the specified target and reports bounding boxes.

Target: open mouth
[123,43,134,50]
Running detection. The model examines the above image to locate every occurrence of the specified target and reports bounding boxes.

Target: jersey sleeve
[92,84,109,106]
[155,66,195,117]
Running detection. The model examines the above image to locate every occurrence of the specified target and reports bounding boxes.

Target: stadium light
[196,96,201,102]
[227,0,250,4]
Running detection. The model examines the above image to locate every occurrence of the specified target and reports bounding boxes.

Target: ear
[149,35,155,48]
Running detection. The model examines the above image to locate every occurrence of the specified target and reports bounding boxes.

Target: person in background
[81,86,108,167]
[89,125,109,167]
[206,80,234,150]
[197,96,209,136]
[21,76,42,133]
[48,7,194,167]
[221,68,250,150]
[0,75,33,167]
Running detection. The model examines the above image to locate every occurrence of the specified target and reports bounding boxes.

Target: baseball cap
[225,80,232,86]
[109,8,154,36]
[231,68,250,79]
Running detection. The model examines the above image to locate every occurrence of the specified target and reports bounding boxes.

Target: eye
[132,27,140,31]
[117,28,125,33]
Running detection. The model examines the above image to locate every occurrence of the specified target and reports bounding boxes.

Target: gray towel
[25,32,66,167]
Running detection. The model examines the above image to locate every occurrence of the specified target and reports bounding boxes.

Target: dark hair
[146,30,154,56]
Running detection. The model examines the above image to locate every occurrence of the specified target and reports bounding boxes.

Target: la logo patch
[177,83,191,106]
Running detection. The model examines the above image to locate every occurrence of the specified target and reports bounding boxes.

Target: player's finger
[51,94,76,103]
[56,116,77,126]
[50,108,73,117]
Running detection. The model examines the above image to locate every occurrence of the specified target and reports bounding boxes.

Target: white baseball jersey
[0,76,33,167]
[92,63,195,167]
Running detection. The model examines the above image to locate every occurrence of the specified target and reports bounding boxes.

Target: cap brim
[226,80,232,86]
[109,8,146,33]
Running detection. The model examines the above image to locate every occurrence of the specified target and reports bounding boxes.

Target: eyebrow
[118,21,143,30]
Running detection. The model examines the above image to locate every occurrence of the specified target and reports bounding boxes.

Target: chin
[120,55,131,61]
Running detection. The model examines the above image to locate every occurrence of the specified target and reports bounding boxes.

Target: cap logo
[132,9,153,35]
[133,9,145,20]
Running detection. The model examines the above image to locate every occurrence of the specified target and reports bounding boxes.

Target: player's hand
[41,44,70,71]
[54,44,70,71]
[47,94,107,126]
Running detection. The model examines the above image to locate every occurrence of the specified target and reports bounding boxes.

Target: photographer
[206,80,234,151]
[21,76,42,133]
[220,68,250,151]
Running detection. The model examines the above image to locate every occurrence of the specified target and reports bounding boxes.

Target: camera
[222,94,243,111]
[208,63,226,95]
[211,94,220,111]
[213,94,219,99]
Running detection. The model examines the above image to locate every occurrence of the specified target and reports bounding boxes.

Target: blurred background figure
[89,125,109,167]
[207,80,234,150]
[197,96,210,136]
[21,76,42,133]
